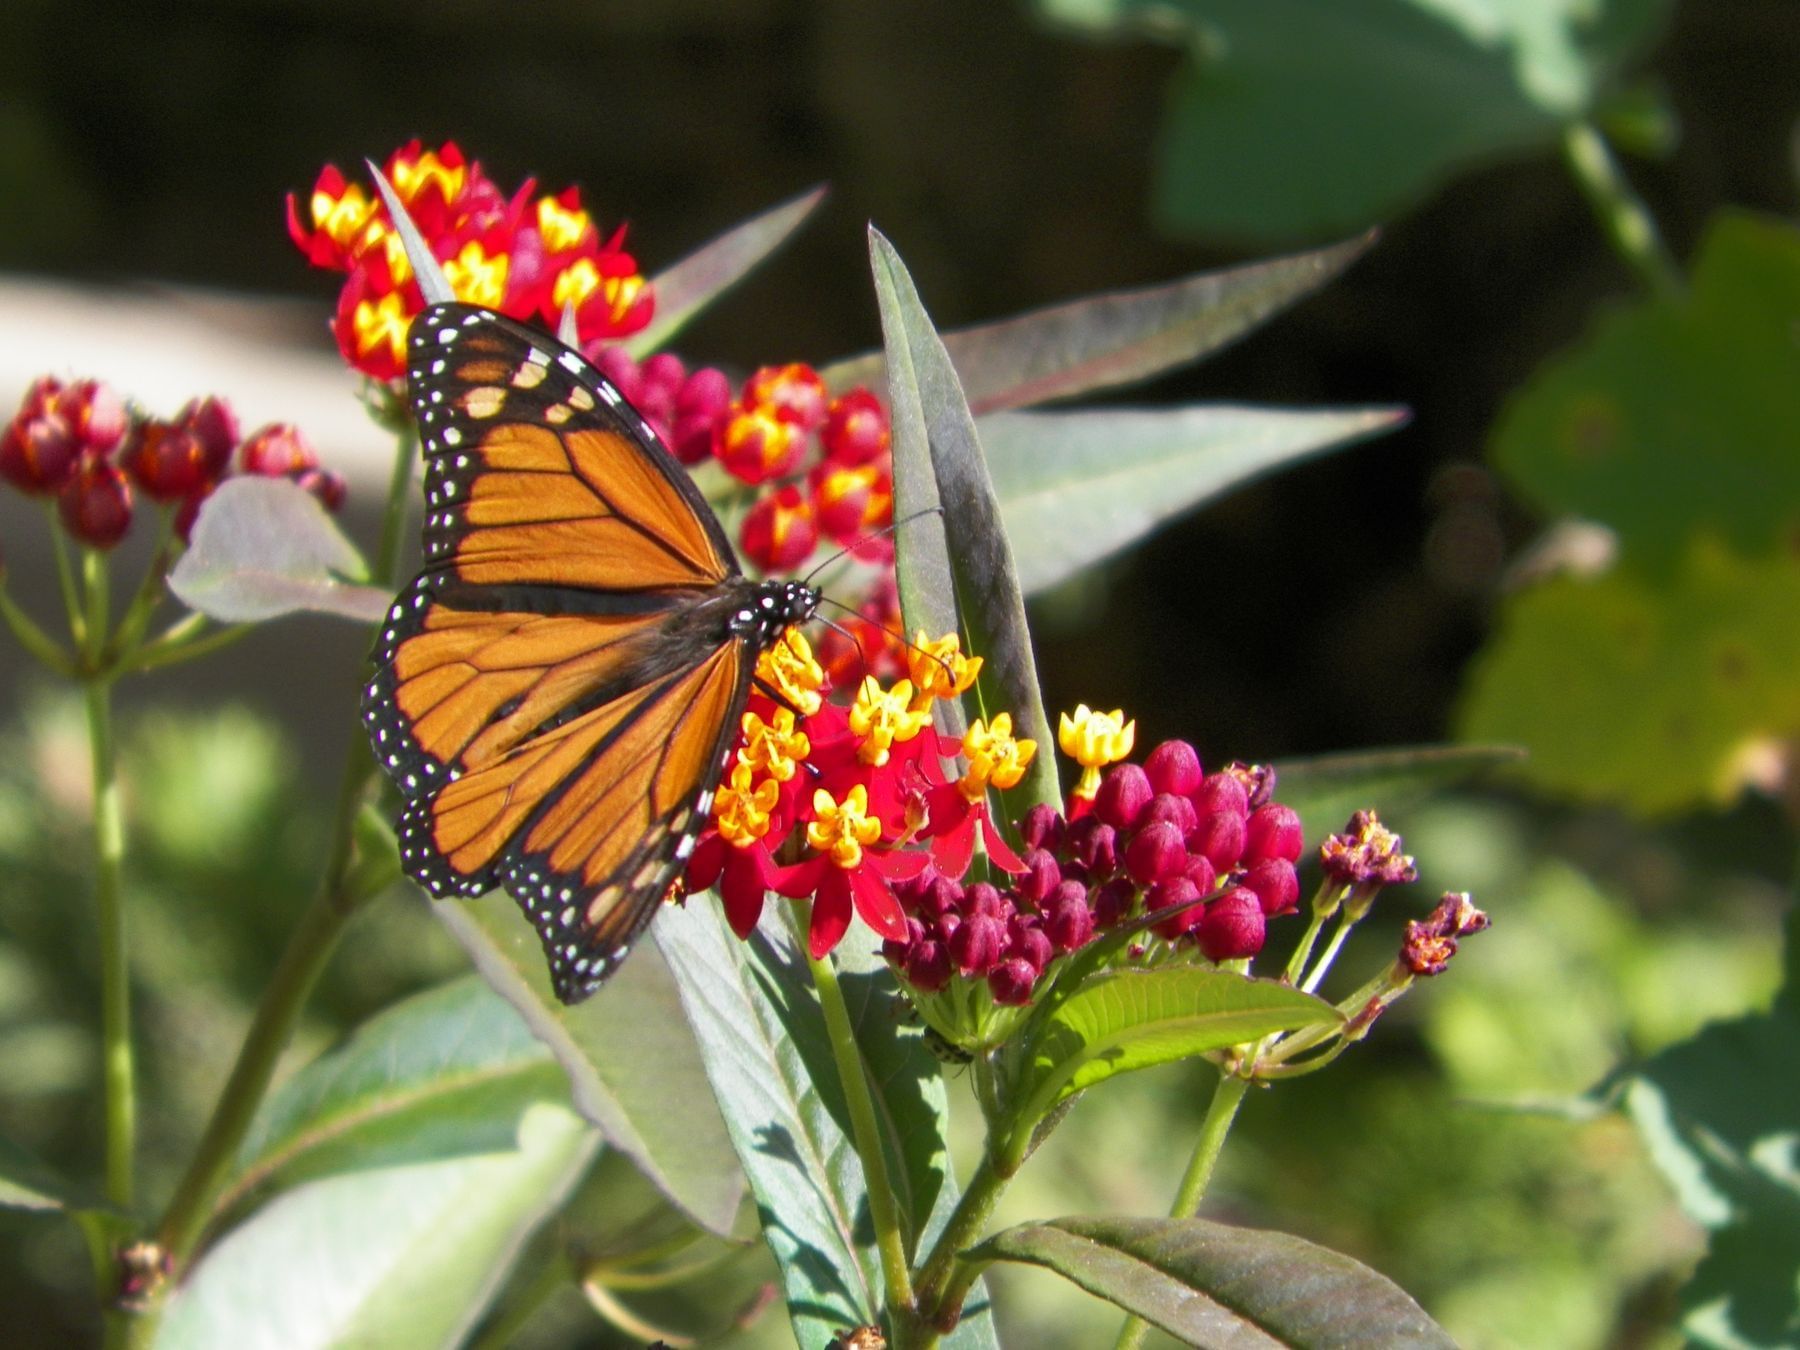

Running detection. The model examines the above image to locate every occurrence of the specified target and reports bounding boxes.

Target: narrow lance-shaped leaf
[169,477,387,624]
[984,404,1407,595]
[368,162,454,305]
[654,901,882,1349]
[825,232,1374,412]
[971,1216,1457,1350]
[1005,967,1338,1162]
[434,896,745,1239]
[627,185,829,357]
[870,227,1059,812]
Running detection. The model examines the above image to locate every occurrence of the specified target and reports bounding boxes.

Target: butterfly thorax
[725,578,821,649]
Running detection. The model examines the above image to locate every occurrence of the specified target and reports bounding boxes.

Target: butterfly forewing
[364,303,814,1004]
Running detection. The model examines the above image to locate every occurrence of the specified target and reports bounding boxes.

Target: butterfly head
[735,578,822,649]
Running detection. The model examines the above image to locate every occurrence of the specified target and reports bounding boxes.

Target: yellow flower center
[715,762,780,848]
[756,629,824,717]
[352,291,412,366]
[311,184,376,251]
[552,259,648,327]
[739,707,810,783]
[807,784,882,869]
[536,196,593,253]
[444,242,510,309]
[391,150,466,208]
[907,630,981,710]
[849,677,932,767]
[1057,703,1136,801]
[958,713,1037,800]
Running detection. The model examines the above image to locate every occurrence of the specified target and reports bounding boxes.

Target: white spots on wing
[442,427,462,446]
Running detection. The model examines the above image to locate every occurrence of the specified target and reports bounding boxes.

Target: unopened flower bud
[122,422,210,502]
[295,468,348,512]
[744,363,828,431]
[177,396,240,469]
[1144,739,1203,796]
[1095,762,1152,831]
[1140,792,1198,837]
[962,881,1006,920]
[1019,803,1065,852]
[59,458,133,549]
[1184,852,1218,897]
[821,388,890,466]
[1014,849,1061,906]
[950,912,1006,976]
[1196,887,1266,962]
[988,956,1040,1006]
[61,380,127,456]
[239,423,318,477]
[1125,820,1186,887]
[1244,803,1304,864]
[1066,817,1117,876]
[905,939,952,992]
[883,917,925,965]
[739,484,817,573]
[1189,808,1247,873]
[1243,858,1300,916]
[1091,877,1135,928]
[1007,915,1054,972]
[1148,876,1204,940]
[1,378,78,494]
[1193,771,1249,819]
[1045,883,1095,952]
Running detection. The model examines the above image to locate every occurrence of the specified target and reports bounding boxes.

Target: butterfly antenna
[799,507,945,587]
[815,594,957,690]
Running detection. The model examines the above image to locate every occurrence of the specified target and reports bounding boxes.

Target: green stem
[0,588,76,675]
[85,674,134,1212]
[122,622,250,676]
[150,422,419,1274]
[803,919,918,1342]
[1300,913,1354,995]
[1561,121,1680,298]
[1111,1073,1249,1350]
[50,519,85,648]
[913,1152,1008,1337]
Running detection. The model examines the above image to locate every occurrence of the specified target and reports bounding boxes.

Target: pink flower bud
[884,917,926,964]
[988,956,1040,1006]
[1095,762,1152,831]
[1140,792,1198,837]
[176,396,240,469]
[1196,887,1266,961]
[1091,878,1135,928]
[1007,913,1054,969]
[1014,849,1061,906]
[61,380,127,456]
[59,458,133,549]
[1148,877,1204,940]
[1066,817,1117,876]
[821,388,890,466]
[1045,884,1095,952]
[1243,858,1300,916]
[738,484,818,573]
[295,468,348,512]
[950,912,1006,976]
[1184,852,1218,896]
[1245,803,1304,864]
[744,363,828,431]
[1145,740,1203,796]
[905,940,952,992]
[1124,820,1186,887]
[1019,803,1065,852]
[1189,809,1247,873]
[1193,771,1249,819]
[123,422,209,502]
[962,882,1006,920]
[239,423,318,477]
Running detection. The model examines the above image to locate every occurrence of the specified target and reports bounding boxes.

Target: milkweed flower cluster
[684,628,1032,961]
[288,140,655,381]
[0,379,343,550]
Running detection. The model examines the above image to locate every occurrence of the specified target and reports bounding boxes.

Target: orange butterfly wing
[363,305,795,1001]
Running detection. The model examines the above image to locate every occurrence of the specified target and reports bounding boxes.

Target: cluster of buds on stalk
[1,379,343,551]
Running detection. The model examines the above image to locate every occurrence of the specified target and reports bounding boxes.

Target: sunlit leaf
[973,1215,1456,1348]
[1458,540,1800,814]
[627,185,829,357]
[1492,211,1800,573]
[168,478,387,624]
[223,977,567,1209]
[433,896,745,1237]
[157,1101,594,1349]
[985,404,1405,594]
[871,226,1059,812]
[825,234,1372,411]
[653,901,880,1349]
[1006,967,1337,1150]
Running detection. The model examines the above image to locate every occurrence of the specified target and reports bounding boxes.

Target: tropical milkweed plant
[0,142,1501,1348]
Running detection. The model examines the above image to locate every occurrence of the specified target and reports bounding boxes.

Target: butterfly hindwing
[364,303,816,1004]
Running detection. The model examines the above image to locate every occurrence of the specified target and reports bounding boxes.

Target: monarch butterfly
[363,302,819,1003]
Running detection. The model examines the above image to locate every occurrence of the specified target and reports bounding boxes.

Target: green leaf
[652,901,881,1349]
[870,226,1060,813]
[433,895,745,1237]
[972,1215,1457,1348]
[1491,212,1800,573]
[1621,907,1800,1347]
[1458,539,1800,814]
[0,1133,79,1213]
[626,185,828,358]
[168,478,387,624]
[824,233,1372,412]
[1044,0,1673,241]
[1274,744,1526,845]
[155,1101,595,1350]
[985,404,1406,595]
[223,976,566,1209]
[1007,967,1338,1154]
